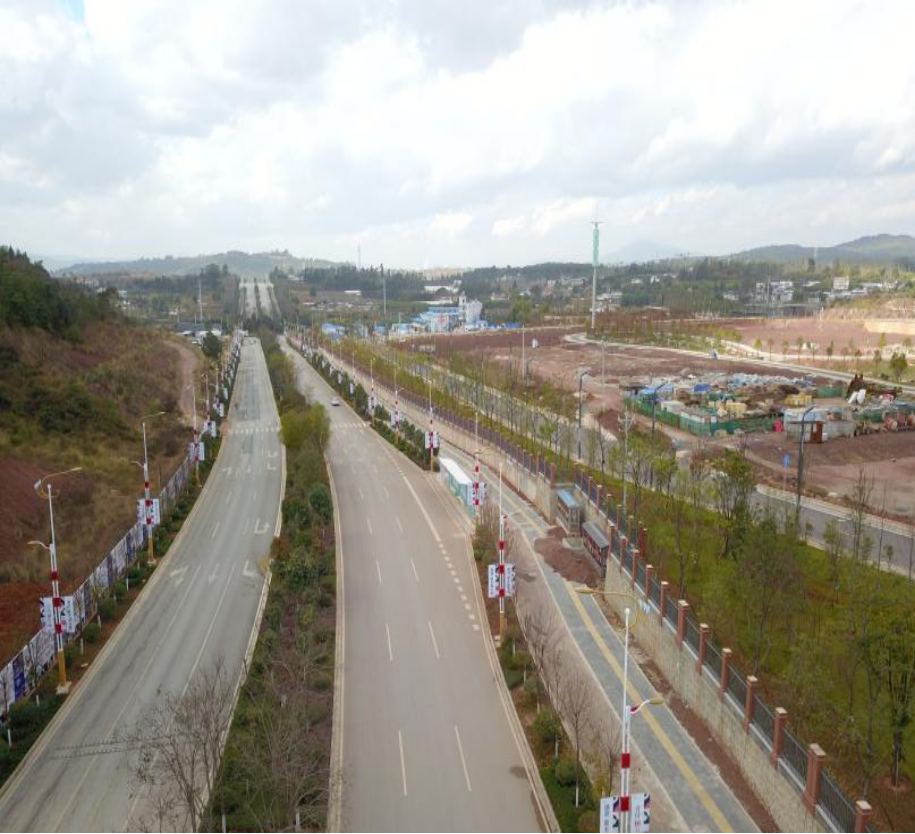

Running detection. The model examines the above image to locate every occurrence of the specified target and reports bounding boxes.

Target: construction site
[404,325,915,518]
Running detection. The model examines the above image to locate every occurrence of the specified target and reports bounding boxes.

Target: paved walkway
[447,442,756,833]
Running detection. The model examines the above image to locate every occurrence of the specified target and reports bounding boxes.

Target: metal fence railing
[781,728,808,785]
[727,668,747,712]
[664,595,678,626]
[705,642,723,679]
[819,769,857,833]
[649,576,661,606]
[635,560,646,589]
[686,618,701,654]
[752,696,774,744]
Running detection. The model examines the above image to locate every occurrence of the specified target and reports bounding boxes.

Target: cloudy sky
[3,0,915,268]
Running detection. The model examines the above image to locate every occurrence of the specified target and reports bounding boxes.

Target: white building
[459,294,483,327]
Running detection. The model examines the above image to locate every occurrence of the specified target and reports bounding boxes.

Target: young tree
[710,450,755,561]
[559,674,592,808]
[890,351,908,383]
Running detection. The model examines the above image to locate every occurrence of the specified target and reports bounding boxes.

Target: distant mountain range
[55,250,339,279]
[732,234,915,266]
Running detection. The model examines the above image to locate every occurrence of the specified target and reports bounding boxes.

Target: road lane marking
[454,726,472,793]
[398,730,408,797]
[376,560,383,585]
[401,475,441,543]
[366,517,373,535]
[386,622,394,662]
[396,516,403,533]
[384,485,390,498]
[359,487,364,501]
[211,521,220,538]
[565,581,734,833]
[243,518,250,534]
[411,558,419,582]
[428,620,441,659]
[224,490,232,505]
[56,563,202,830]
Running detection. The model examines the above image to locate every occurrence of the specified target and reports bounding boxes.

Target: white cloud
[2,0,915,266]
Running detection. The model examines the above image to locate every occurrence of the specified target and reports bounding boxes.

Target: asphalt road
[283,341,545,833]
[347,352,757,832]
[0,338,283,832]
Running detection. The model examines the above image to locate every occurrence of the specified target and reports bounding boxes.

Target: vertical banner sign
[599,796,620,833]
[631,793,650,833]
[197,441,206,462]
[61,597,78,634]
[39,597,55,635]
[599,796,620,834]
[504,563,516,597]
[487,564,500,599]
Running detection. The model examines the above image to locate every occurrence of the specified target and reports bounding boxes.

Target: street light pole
[498,463,506,643]
[140,411,166,562]
[620,400,633,518]
[33,467,82,693]
[578,370,587,461]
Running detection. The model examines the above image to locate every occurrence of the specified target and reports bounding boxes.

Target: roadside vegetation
[211,329,335,832]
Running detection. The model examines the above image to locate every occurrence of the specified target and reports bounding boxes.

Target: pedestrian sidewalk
[445,443,756,834]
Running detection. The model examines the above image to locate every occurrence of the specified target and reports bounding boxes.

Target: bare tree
[520,606,560,713]
[560,674,592,808]
[585,714,621,799]
[130,660,235,833]
[230,644,330,831]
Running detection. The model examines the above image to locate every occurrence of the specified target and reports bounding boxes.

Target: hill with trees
[0,247,199,664]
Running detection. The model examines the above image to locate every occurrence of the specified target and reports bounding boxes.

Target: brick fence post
[596,485,603,513]
[676,600,689,647]
[803,744,826,813]
[854,801,872,833]
[630,547,639,589]
[588,476,594,503]
[744,675,757,731]
[618,535,627,575]
[644,563,653,597]
[550,462,556,485]
[638,525,648,562]
[697,624,710,670]
[719,648,732,699]
[658,581,669,624]
[771,707,787,766]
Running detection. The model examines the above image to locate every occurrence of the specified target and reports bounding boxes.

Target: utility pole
[521,324,525,382]
[620,607,631,833]
[795,404,815,526]
[591,218,601,331]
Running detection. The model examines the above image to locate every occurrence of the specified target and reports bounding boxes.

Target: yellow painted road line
[564,580,734,834]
